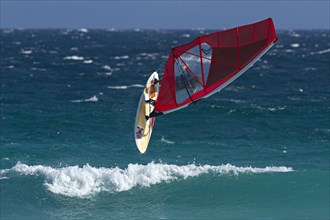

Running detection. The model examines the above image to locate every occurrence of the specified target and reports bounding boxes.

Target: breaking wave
[0,162,293,198]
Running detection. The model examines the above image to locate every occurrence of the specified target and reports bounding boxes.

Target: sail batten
[154,18,277,114]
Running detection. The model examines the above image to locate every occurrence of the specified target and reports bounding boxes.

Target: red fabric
[155,18,277,113]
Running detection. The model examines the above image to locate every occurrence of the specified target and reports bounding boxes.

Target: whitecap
[161,136,175,145]
[181,34,190,38]
[316,48,330,54]
[0,162,294,197]
[98,65,113,76]
[83,60,93,64]
[107,85,128,89]
[304,67,317,71]
[20,49,32,54]
[138,53,159,60]
[107,84,144,90]
[31,67,47,72]
[288,32,300,38]
[78,28,88,33]
[290,43,300,48]
[267,106,286,112]
[70,95,98,103]
[114,55,129,60]
[102,65,112,70]
[64,55,84,61]
[107,28,117,32]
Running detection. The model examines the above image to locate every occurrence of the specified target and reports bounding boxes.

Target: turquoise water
[1,29,329,219]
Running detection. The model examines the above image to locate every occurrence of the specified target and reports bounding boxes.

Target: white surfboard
[134,72,159,153]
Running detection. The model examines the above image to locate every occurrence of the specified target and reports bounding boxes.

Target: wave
[64,55,84,61]
[107,84,144,90]
[0,162,293,198]
[161,136,175,144]
[114,55,129,60]
[101,65,112,71]
[290,43,300,48]
[316,48,330,54]
[83,59,93,64]
[310,48,330,55]
[20,49,33,55]
[78,28,88,33]
[288,31,301,38]
[70,95,98,103]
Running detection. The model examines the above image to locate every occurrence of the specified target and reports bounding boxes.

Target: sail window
[174,58,203,104]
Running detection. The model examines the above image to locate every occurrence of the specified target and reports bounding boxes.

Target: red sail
[154,18,277,113]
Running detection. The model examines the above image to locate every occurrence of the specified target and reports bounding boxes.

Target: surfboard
[134,72,159,153]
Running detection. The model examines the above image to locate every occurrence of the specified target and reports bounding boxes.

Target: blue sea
[0,28,329,219]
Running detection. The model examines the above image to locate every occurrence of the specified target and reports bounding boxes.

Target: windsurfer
[144,78,159,106]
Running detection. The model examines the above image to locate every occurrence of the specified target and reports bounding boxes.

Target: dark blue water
[1,28,329,219]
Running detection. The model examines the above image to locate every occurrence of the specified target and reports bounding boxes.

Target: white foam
[64,56,84,61]
[31,67,47,72]
[83,60,93,64]
[289,32,301,38]
[99,65,113,76]
[114,55,129,60]
[70,95,98,103]
[290,43,300,48]
[78,28,88,33]
[181,34,190,38]
[138,53,159,60]
[161,136,175,145]
[0,162,293,197]
[107,84,144,90]
[107,28,117,32]
[102,65,112,71]
[20,49,32,55]
[304,67,317,71]
[267,106,287,112]
[316,48,330,54]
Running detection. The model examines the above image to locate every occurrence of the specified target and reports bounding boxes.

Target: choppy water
[1,28,329,219]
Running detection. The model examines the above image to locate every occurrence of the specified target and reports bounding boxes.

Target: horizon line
[1,27,329,31]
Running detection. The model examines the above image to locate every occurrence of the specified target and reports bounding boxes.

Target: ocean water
[0,28,329,219]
